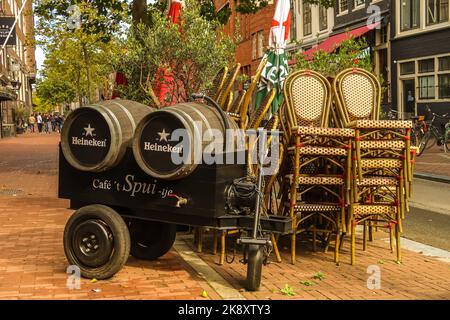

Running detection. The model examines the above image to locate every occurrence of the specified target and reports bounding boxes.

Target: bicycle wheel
[416,131,430,156]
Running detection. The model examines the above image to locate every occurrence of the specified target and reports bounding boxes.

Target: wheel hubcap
[72,219,114,268]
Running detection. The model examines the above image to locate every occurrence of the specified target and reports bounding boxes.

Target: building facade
[0,0,36,138]
[390,0,450,118]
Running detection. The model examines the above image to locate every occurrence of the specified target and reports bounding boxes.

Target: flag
[255,0,291,114]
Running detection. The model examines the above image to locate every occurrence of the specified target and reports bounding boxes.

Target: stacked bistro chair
[283,70,355,265]
[195,60,278,265]
[333,68,413,265]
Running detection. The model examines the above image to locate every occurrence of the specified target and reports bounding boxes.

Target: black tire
[416,131,430,156]
[63,204,130,280]
[245,245,264,291]
[128,220,176,260]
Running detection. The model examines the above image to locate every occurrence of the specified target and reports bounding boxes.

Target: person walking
[37,113,43,133]
[50,113,56,132]
[43,113,50,134]
[28,113,35,133]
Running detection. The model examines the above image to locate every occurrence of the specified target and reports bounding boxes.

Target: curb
[414,172,450,184]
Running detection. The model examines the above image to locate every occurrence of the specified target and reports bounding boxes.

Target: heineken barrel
[132,102,241,180]
[61,99,155,172]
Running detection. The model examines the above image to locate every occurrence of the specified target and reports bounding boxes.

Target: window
[339,0,348,13]
[252,34,257,60]
[426,0,449,25]
[303,2,312,36]
[439,56,450,71]
[439,74,450,98]
[290,0,297,41]
[401,0,420,31]
[419,59,435,73]
[319,5,328,31]
[257,30,264,58]
[380,25,388,44]
[241,15,250,40]
[419,76,436,99]
[354,0,365,8]
[400,62,415,75]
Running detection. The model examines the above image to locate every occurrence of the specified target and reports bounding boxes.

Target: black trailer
[59,100,291,291]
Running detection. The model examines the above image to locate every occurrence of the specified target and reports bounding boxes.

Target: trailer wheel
[63,204,130,280]
[128,220,176,260]
[245,245,264,291]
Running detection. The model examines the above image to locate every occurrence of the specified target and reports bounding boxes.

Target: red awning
[302,21,381,60]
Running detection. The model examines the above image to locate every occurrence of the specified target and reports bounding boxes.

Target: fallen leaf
[201,290,208,298]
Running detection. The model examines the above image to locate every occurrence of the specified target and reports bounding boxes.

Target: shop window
[290,0,297,41]
[419,76,436,99]
[439,74,450,98]
[419,59,435,73]
[439,56,450,71]
[401,0,420,31]
[400,62,415,75]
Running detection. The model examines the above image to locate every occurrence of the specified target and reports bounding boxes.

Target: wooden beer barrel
[132,102,242,180]
[61,99,155,172]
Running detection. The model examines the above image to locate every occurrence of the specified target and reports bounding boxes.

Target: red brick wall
[215,1,275,76]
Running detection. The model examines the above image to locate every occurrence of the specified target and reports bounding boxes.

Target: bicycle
[413,105,450,156]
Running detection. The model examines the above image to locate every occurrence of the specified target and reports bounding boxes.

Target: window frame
[400,0,421,32]
[303,2,312,36]
[398,54,450,103]
[319,5,328,31]
[426,0,449,26]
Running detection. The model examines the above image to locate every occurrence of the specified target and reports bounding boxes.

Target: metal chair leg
[271,233,282,263]
[219,231,226,265]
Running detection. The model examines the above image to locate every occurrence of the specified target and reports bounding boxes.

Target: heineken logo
[71,123,108,148]
[143,129,183,154]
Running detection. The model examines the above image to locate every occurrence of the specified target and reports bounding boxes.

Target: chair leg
[395,224,402,263]
[335,229,340,265]
[389,224,394,253]
[368,221,374,242]
[363,221,368,251]
[219,231,226,265]
[351,221,356,266]
[197,228,203,253]
[212,229,218,255]
[271,233,282,263]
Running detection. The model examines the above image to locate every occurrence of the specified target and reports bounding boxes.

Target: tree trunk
[81,42,92,104]
[132,0,149,26]
[76,69,83,107]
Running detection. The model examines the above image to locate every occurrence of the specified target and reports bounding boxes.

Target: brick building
[0,0,36,138]
[215,0,276,78]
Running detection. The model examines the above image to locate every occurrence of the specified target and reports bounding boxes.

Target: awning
[302,21,381,61]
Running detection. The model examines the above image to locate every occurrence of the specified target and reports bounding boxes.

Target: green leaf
[313,272,325,281]
[300,280,315,287]
[280,284,296,296]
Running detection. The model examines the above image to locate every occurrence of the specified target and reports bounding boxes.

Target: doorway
[402,79,416,117]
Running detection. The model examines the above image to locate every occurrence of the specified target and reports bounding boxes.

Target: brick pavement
[0,133,449,300]
[414,145,450,178]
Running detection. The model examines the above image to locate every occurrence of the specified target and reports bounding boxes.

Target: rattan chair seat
[293,126,355,137]
[360,140,406,150]
[349,119,413,129]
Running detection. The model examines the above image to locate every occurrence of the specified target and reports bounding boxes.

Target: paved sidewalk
[414,145,450,179]
[0,134,449,300]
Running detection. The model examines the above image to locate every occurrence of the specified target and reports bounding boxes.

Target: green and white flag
[255,0,291,114]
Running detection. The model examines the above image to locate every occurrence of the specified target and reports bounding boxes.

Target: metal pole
[252,128,267,240]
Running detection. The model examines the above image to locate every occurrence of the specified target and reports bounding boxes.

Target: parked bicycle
[412,105,450,156]
[383,107,450,156]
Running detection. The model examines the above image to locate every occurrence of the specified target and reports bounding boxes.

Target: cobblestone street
[0,133,449,300]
